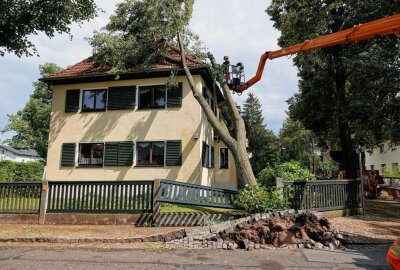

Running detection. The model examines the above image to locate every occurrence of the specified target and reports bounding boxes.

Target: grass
[160,203,246,215]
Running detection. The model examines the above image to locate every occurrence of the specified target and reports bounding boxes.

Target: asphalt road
[0,245,390,270]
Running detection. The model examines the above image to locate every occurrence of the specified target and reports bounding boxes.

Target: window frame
[219,147,229,169]
[81,88,108,112]
[135,141,165,167]
[138,85,167,110]
[77,142,105,167]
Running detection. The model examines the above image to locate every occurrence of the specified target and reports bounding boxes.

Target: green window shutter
[202,142,208,168]
[108,86,136,110]
[104,142,119,166]
[166,140,182,166]
[167,82,182,108]
[65,90,80,112]
[61,143,75,167]
[118,142,134,166]
[210,146,215,168]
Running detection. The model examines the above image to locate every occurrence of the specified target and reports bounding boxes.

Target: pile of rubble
[166,210,345,250]
[219,210,344,250]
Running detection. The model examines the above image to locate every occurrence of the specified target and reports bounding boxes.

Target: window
[370,165,375,171]
[379,144,385,154]
[82,89,107,111]
[78,143,104,166]
[392,163,399,171]
[136,142,165,166]
[220,148,229,169]
[138,85,166,109]
[202,142,214,168]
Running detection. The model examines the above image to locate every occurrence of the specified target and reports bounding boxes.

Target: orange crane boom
[235,14,400,93]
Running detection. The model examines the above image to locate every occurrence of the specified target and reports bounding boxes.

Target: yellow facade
[46,75,237,190]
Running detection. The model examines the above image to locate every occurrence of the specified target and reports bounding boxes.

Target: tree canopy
[267,0,400,177]
[89,0,205,72]
[241,93,279,175]
[2,63,62,158]
[0,0,98,57]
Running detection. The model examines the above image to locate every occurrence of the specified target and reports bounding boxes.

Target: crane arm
[237,14,400,93]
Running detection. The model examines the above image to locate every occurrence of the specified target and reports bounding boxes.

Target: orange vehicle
[388,235,400,270]
[225,14,400,93]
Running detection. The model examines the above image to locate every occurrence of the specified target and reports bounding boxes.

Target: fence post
[276,177,284,197]
[38,181,49,225]
[152,178,161,224]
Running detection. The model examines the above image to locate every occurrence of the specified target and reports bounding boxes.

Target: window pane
[152,142,165,166]
[92,144,104,165]
[83,91,95,110]
[137,142,151,165]
[220,148,229,168]
[154,86,166,108]
[95,90,107,110]
[79,144,92,165]
[139,88,152,108]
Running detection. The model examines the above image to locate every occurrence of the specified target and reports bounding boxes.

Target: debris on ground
[218,211,343,250]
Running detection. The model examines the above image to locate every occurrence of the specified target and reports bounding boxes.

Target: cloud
[0,0,299,141]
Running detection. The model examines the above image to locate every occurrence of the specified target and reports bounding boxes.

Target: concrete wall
[46,75,237,188]
[365,141,400,173]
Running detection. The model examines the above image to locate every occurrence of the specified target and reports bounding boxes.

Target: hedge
[0,160,44,182]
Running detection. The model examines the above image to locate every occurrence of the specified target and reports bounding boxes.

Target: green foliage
[236,184,289,214]
[241,93,279,175]
[0,0,98,57]
[383,167,400,178]
[2,63,62,158]
[89,0,205,72]
[279,119,318,166]
[315,159,340,180]
[258,161,313,186]
[0,161,44,182]
[267,1,400,177]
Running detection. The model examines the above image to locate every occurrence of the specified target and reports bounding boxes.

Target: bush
[383,167,400,178]
[235,184,289,214]
[315,159,339,179]
[258,161,313,186]
[0,161,44,182]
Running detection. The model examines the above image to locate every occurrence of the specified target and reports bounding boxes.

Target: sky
[0,0,298,142]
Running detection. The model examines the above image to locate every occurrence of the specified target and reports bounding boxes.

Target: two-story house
[41,47,237,190]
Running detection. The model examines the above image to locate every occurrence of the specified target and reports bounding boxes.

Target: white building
[365,141,400,174]
[0,145,41,162]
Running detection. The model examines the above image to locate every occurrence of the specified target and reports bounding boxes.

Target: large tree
[241,93,279,176]
[2,63,62,158]
[279,118,318,167]
[267,0,400,178]
[0,0,98,57]
[90,0,257,186]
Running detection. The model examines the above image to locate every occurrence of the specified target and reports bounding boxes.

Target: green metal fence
[283,179,362,211]
[157,179,240,209]
[0,182,41,213]
[47,181,154,213]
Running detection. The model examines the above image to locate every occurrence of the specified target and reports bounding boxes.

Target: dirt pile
[219,211,343,250]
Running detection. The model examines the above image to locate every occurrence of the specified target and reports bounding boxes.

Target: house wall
[365,141,400,173]
[45,75,237,188]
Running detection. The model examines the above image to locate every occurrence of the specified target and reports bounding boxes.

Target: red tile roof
[42,46,207,81]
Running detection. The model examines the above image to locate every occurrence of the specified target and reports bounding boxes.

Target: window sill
[135,164,164,168]
[77,164,104,168]
[80,109,106,113]
[220,167,229,170]
[137,107,166,110]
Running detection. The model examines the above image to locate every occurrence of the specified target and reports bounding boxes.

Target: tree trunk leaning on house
[177,33,257,187]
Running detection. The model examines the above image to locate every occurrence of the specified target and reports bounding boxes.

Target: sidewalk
[0,224,185,244]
